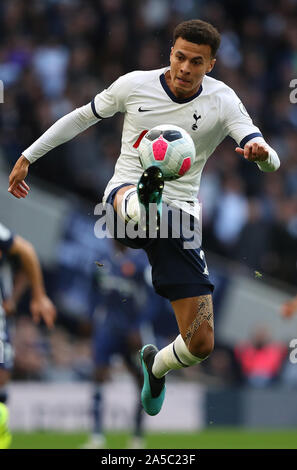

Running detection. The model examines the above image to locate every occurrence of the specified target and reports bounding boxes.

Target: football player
[8,19,280,416]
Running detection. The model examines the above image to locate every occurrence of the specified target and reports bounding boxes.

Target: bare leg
[171,295,214,359]
[151,295,214,378]
[113,185,136,216]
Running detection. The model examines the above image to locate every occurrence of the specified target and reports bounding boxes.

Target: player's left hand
[30,295,57,329]
[235,142,269,162]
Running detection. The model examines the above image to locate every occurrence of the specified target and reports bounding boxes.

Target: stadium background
[0,0,297,449]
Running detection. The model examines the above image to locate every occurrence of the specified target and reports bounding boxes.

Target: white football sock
[152,334,204,378]
[119,188,140,223]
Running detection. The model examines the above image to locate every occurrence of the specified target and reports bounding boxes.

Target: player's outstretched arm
[8,104,100,198]
[8,235,57,328]
[235,141,280,172]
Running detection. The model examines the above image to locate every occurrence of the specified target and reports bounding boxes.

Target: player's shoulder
[202,75,239,102]
[202,76,240,112]
[117,67,166,89]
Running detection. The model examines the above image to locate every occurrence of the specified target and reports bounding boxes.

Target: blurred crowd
[3,213,296,389]
[10,314,297,389]
[2,211,296,388]
[1,0,297,386]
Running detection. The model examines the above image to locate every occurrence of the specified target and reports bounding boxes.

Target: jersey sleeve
[91,72,135,119]
[22,103,100,163]
[0,223,14,253]
[221,87,262,147]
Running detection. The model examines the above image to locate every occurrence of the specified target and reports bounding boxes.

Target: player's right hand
[235,142,269,162]
[8,155,30,198]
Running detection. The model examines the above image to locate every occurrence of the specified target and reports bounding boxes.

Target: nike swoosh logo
[138,107,151,112]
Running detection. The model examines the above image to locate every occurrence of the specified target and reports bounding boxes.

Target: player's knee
[188,334,214,360]
[113,185,135,213]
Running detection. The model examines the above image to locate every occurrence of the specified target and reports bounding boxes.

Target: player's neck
[164,70,202,100]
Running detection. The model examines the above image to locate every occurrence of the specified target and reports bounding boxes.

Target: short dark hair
[173,19,221,58]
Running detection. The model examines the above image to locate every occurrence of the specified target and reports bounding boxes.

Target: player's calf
[169,294,214,364]
[184,321,214,359]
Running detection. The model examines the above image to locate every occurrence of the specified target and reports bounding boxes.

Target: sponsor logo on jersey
[138,107,152,112]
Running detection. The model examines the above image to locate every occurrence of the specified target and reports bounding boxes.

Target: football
[138,124,196,181]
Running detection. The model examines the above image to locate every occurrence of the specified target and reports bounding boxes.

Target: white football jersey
[94,67,262,205]
[23,66,278,219]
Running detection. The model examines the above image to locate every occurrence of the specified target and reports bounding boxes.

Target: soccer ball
[138,124,196,181]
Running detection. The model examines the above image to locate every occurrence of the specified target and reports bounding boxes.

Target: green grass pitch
[9,428,297,449]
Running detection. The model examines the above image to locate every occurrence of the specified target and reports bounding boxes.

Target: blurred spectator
[264,197,297,284]
[12,316,47,381]
[281,294,297,318]
[43,327,92,382]
[234,326,288,387]
[198,342,243,387]
[12,319,92,383]
[32,38,69,98]
[212,174,248,256]
[234,198,274,271]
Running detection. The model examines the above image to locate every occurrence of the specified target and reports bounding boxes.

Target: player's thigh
[113,185,136,213]
[171,294,214,352]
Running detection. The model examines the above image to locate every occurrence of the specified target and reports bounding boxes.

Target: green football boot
[140,344,166,416]
[0,403,12,449]
[137,166,164,232]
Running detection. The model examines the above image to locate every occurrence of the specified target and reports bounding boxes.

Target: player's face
[168,37,216,98]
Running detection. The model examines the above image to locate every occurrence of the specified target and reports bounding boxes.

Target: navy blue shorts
[104,184,214,302]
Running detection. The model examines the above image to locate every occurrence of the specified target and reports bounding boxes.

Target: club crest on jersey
[192,112,201,130]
